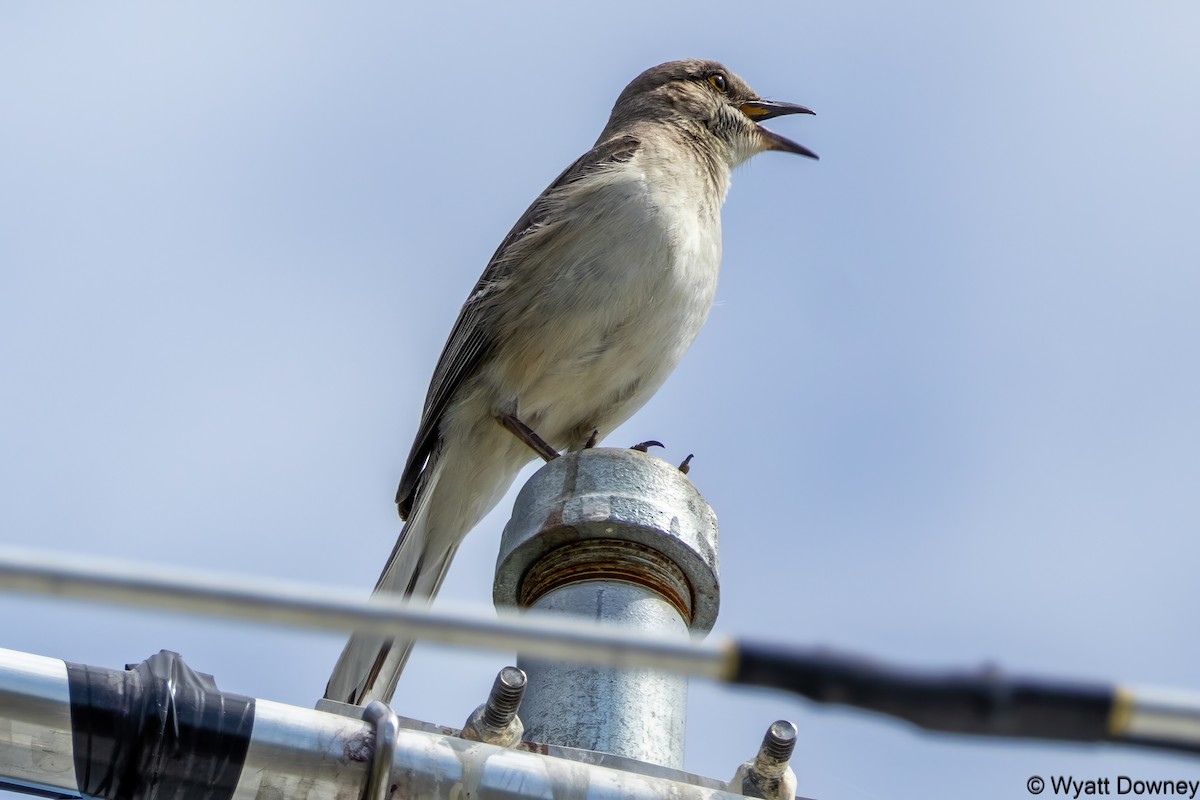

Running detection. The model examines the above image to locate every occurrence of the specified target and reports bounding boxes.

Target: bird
[324,59,817,706]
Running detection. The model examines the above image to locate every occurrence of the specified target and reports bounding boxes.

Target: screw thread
[483,666,527,729]
[759,720,797,764]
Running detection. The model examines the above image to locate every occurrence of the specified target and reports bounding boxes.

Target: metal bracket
[362,701,400,800]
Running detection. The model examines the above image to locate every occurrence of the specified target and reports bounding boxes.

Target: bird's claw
[629,440,665,453]
[584,430,599,449]
[678,454,694,474]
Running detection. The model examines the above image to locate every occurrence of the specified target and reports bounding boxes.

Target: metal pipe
[6,545,1200,756]
[493,449,721,768]
[0,649,77,797]
[0,544,733,682]
[0,647,755,800]
[517,582,692,766]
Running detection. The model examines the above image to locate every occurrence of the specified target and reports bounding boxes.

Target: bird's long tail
[323,434,527,706]
[323,460,455,706]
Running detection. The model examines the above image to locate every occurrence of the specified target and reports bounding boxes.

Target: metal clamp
[362,701,400,800]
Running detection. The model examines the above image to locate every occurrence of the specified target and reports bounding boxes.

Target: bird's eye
[708,74,728,93]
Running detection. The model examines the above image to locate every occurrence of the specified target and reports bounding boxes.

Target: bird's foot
[496,414,560,462]
[584,429,599,449]
[628,440,693,474]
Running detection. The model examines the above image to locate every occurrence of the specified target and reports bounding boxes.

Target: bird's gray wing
[395,133,641,517]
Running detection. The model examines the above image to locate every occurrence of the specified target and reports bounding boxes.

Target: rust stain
[518,538,693,621]
[518,740,553,755]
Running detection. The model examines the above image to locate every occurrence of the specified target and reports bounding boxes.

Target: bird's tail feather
[324,427,528,706]
[323,459,454,706]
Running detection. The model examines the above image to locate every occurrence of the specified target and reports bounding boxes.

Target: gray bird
[324,59,816,706]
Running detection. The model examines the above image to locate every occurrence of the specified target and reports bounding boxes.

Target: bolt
[758,720,797,765]
[482,666,527,730]
[738,720,797,798]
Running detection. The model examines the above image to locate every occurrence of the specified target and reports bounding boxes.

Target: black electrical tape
[734,640,1113,742]
[65,651,255,800]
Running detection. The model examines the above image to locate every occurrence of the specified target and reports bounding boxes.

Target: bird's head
[604,59,817,166]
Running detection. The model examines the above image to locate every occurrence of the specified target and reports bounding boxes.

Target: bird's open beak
[740,99,818,160]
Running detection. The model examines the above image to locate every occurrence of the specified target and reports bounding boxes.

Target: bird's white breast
[489,147,727,444]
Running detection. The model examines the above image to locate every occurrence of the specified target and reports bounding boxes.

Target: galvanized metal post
[493,448,719,769]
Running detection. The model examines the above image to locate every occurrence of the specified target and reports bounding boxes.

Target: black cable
[734,641,1116,743]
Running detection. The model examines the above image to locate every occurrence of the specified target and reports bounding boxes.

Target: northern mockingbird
[325,59,816,706]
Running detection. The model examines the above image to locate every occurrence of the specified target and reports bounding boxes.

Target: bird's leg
[584,429,599,449]
[496,414,560,462]
[629,440,665,453]
[678,454,694,474]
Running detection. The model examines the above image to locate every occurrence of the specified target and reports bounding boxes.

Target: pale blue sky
[3,3,1199,798]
